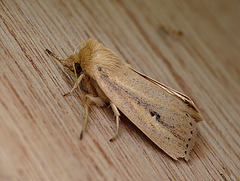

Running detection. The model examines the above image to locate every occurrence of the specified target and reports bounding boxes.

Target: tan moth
[46,38,203,161]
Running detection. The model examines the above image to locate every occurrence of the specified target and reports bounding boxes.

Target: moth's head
[62,53,82,78]
[45,49,83,78]
[46,38,123,79]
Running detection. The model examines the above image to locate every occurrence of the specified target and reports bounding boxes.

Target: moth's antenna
[73,41,87,54]
[45,49,64,62]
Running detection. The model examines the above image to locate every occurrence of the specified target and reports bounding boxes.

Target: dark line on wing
[100,73,187,142]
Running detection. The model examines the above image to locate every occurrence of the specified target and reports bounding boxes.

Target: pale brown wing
[94,66,203,161]
[131,68,203,123]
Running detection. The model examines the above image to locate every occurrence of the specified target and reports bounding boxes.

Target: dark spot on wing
[149,110,161,121]
[150,110,155,117]
[101,74,108,78]
[98,67,102,71]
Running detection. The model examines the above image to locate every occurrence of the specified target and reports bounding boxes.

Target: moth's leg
[79,94,105,139]
[63,73,84,96]
[80,95,90,139]
[88,96,105,107]
[109,103,120,142]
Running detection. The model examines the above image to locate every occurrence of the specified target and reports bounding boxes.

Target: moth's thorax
[78,38,125,80]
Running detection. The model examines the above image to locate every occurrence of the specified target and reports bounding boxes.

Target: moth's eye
[75,63,82,74]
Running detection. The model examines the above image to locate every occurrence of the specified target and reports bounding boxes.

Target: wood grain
[0,0,239,180]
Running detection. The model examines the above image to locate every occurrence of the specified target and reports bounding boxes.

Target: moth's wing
[94,66,203,161]
[131,68,203,123]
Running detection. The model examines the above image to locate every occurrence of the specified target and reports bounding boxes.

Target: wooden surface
[0,0,239,180]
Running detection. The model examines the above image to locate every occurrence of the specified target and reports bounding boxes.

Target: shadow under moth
[46,38,203,161]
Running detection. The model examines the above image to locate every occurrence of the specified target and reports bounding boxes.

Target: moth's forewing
[94,66,202,160]
[131,68,203,123]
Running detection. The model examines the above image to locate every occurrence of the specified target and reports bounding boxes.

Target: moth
[46,38,203,161]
